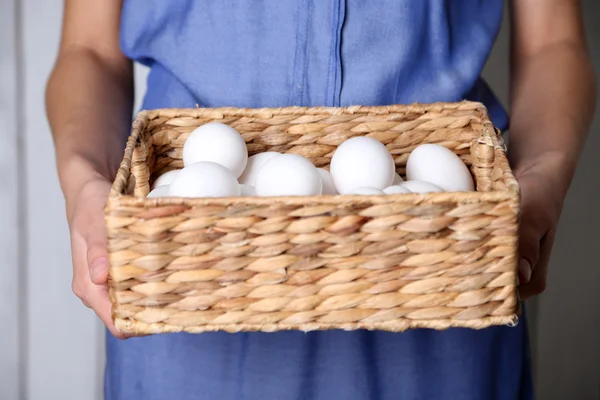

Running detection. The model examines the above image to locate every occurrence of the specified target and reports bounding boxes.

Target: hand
[514,157,566,300]
[66,173,126,339]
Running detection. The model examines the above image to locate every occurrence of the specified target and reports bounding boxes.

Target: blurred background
[1,1,598,399]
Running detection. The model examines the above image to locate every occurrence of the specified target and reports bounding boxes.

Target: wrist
[511,150,577,198]
[56,151,112,203]
[59,156,115,225]
[55,131,120,185]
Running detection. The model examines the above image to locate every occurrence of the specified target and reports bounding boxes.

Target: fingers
[72,274,127,339]
[517,213,548,298]
[512,166,563,301]
[90,285,128,340]
[517,220,541,286]
[516,173,552,288]
[518,259,532,285]
[93,289,148,339]
[68,177,125,338]
[519,229,556,300]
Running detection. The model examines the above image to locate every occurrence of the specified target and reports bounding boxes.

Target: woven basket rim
[139,101,487,117]
[109,101,520,203]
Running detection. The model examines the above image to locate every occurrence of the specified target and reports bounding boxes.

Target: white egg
[400,180,444,193]
[238,152,280,185]
[347,187,385,195]
[182,122,248,178]
[169,161,241,198]
[152,169,181,189]
[255,154,322,196]
[393,173,404,185]
[240,184,256,196]
[147,185,171,198]
[406,144,474,192]
[330,137,395,194]
[317,168,337,195]
[383,185,412,194]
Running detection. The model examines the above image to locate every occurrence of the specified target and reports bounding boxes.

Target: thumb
[84,180,112,285]
[88,241,109,285]
[518,221,540,286]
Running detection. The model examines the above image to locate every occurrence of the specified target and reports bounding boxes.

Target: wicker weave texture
[106,102,520,335]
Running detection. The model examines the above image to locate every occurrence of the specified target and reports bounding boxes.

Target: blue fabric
[107,1,532,399]
[119,0,509,130]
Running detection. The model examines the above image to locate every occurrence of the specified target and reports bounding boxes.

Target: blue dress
[106,1,533,399]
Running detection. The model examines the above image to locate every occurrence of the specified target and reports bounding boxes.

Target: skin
[46,0,132,338]
[46,0,596,338]
[507,0,596,299]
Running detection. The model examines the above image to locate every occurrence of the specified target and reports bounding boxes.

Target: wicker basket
[106,101,521,336]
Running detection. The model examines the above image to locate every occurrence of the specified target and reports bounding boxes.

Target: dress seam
[326,0,345,107]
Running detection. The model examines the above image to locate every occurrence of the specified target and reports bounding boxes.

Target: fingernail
[518,259,531,284]
[90,257,108,281]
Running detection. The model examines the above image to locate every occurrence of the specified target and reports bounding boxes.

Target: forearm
[46,46,134,200]
[508,41,596,195]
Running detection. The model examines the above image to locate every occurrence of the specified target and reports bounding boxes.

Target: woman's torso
[105,2,529,399]
[120,0,508,129]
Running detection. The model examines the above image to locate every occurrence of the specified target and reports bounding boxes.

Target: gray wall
[1,1,106,399]
[1,1,23,399]
[0,1,598,399]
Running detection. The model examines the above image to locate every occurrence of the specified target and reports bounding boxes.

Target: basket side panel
[106,195,520,335]
[110,112,151,197]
